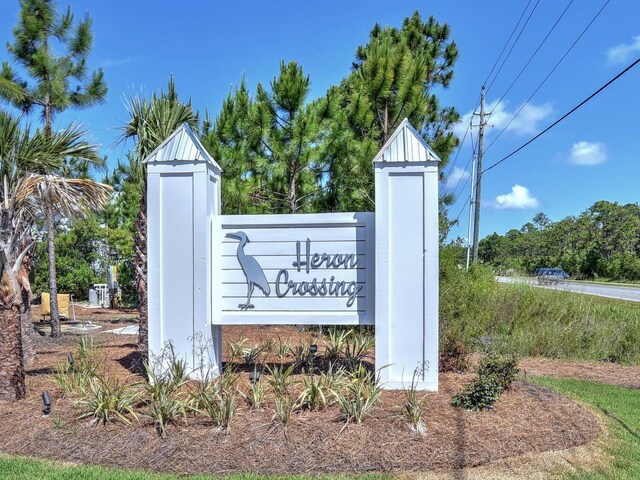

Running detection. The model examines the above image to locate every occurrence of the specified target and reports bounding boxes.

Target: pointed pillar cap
[373,118,441,164]
[142,123,222,173]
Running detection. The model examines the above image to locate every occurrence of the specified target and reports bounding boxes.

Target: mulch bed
[0,313,603,476]
[520,357,640,390]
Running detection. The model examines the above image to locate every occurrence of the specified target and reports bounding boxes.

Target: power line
[444,0,540,185]
[483,55,640,174]
[485,0,611,154]
[451,125,477,199]
[490,0,574,115]
[486,0,542,95]
[442,118,471,189]
[483,0,534,88]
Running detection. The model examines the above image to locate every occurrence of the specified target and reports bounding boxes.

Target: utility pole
[472,85,488,262]
[466,150,476,269]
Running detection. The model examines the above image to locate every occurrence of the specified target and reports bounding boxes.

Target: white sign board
[213,212,374,325]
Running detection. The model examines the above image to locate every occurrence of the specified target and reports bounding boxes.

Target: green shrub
[451,375,502,411]
[477,352,519,391]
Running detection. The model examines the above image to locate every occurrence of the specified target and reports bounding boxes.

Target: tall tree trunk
[19,248,36,364]
[20,287,35,365]
[0,298,25,401]
[136,177,148,362]
[46,201,61,338]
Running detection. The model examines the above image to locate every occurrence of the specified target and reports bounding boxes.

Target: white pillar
[146,124,223,379]
[374,119,440,390]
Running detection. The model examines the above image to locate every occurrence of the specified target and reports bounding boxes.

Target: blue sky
[1,1,639,241]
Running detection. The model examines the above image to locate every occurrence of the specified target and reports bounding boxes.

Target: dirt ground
[0,307,606,476]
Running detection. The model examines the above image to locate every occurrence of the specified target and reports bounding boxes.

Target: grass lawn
[531,377,640,479]
[0,456,391,480]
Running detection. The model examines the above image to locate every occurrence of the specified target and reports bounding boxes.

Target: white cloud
[607,35,640,65]
[569,141,607,165]
[441,166,470,191]
[454,99,554,140]
[489,184,539,210]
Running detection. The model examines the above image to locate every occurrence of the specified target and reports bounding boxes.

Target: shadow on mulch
[117,351,146,375]
[25,367,58,376]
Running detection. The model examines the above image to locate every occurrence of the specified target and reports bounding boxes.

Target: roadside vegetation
[440,247,640,366]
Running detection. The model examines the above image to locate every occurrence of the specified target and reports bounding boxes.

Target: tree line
[478,201,640,281]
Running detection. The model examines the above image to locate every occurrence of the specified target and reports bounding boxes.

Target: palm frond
[15,173,112,220]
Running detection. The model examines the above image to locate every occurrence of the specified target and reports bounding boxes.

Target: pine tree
[203,79,263,214]
[209,62,325,214]
[318,11,460,212]
[0,0,107,337]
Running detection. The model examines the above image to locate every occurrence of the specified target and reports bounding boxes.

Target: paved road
[496,276,640,303]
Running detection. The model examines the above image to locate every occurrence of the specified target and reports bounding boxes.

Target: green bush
[451,375,502,411]
[477,352,519,391]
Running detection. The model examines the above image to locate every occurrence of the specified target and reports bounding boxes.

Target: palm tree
[118,77,198,361]
[0,0,108,328]
[0,111,112,400]
[31,124,106,337]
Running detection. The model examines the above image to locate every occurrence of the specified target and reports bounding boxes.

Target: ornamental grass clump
[227,338,248,363]
[189,377,236,431]
[143,343,192,437]
[144,364,189,438]
[75,375,140,426]
[240,377,267,410]
[240,344,265,366]
[266,363,295,397]
[341,331,374,372]
[324,327,351,362]
[297,372,327,411]
[276,336,292,360]
[404,371,426,435]
[333,365,382,424]
[289,344,315,371]
[51,337,102,397]
[273,395,294,426]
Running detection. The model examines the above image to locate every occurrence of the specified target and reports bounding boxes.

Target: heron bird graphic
[225,231,271,310]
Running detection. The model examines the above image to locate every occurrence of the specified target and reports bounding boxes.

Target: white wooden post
[374,119,440,390]
[146,124,223,379]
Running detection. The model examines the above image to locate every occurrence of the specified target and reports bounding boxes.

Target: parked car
[534,267,569,284]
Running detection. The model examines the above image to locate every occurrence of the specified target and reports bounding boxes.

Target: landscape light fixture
[248,370,261,384]
[42,391,52,416]
[67,352,74,368]
[310,344,318,354]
